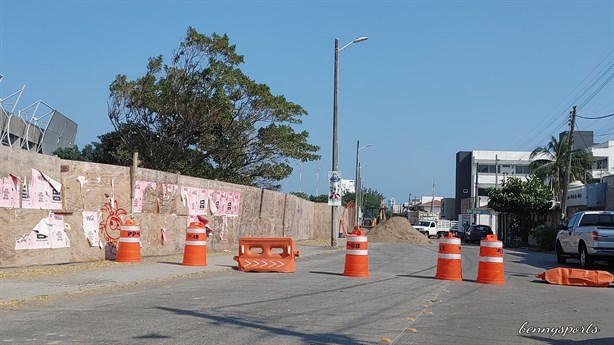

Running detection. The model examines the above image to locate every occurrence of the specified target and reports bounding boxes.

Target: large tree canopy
[487,176,552,244]
[105,27,320,189]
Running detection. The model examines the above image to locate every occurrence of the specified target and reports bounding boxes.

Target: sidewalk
[0,239,346,307]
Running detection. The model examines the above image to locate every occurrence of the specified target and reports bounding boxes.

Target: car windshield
[418,221,431,226]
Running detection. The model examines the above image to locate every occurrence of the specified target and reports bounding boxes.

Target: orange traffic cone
[435,232,462,281]
[115,219,141,263]
[476,234,504,285]
[343,229,369,277]
[536,268,613,287]
[182,221,208,266]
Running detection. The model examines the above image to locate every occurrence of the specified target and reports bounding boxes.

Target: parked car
[464,225,493,243]
[555,211,614,268]
[450,224,466,239]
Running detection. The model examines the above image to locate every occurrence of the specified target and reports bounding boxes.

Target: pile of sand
[365,216,433,244]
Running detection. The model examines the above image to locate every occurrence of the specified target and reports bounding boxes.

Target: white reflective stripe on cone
[287,246,291,254]
[241,245,245,254]
[187,228,207,233]
[438,253,462,260]
[349,236,368,242]
[440,238,461,245]
[185,241,207,246]
[480,241,503,248]
[479,256,504,263]
[119,238,141,243]
[122,226,140,231]
[346,249,368,255]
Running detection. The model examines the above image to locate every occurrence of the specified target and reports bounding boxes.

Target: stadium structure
[0,74,77,155]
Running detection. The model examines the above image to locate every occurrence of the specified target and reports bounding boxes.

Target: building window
[515,165,530,174]
[478,164,496,173]
[595,158,608,170]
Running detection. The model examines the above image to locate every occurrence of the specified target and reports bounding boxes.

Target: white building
[455,131,613,239]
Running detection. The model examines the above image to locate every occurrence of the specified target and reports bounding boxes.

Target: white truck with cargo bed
[555,210,614,268]
[413,219,452,238]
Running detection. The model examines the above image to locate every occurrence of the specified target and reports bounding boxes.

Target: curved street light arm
[338,36,369,52]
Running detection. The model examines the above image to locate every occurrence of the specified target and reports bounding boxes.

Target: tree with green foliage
[530,134,592,201]
[487,176,552,244]
[103,27,319,190]
[53,144,97,162]
[53,145,84,161]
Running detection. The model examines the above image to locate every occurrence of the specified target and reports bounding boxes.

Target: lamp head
[353,37,368,43]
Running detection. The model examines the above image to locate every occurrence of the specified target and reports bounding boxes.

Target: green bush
[532,225,557,251]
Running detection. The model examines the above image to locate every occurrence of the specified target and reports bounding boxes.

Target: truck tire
[579,243,594,269]
[555,241,566,264]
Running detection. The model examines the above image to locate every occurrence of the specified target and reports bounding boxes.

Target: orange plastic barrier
[435,233,462,281]
[476,234,505,285]
[182,222,208,266]
[343,229,369,277]
[233,237,300,273]
[536,268,614,287]
[115,219,141,263]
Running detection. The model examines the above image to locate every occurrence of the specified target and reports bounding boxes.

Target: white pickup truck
[413,219,451,238]
[555,211,614,268]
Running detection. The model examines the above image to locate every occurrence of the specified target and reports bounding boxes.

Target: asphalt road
[1,243,612,345]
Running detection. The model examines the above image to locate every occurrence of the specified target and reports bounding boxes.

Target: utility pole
[431,181,435,214]
[560,105,576,222]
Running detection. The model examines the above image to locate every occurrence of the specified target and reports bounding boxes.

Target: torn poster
[82,211,101,246]
[162,183,179,201]
[15,213,70,250]
[21,169,62,210]
[132,181,157,213]
[0,174,20,208]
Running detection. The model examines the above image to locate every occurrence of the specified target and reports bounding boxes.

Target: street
[1,243,613,345]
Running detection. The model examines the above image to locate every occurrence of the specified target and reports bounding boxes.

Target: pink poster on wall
[211,191,241,216]
[21,169,62,210]
[0,175,20,208]
[162,183,179,200]
[133,181,157,213]
[187,187,206,215]
[227,192,241,216]
[15,213,70,250]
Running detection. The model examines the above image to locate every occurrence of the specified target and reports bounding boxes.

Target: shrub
[532,225,557,251]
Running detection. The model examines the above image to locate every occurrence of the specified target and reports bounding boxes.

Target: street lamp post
[354,141,372,228]
[357,163,370,226]
[330,36,368,247]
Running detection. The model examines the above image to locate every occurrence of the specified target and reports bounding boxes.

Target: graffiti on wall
[99,199,128,255]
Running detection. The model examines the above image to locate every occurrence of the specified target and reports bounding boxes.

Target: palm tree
[530,134,592,202]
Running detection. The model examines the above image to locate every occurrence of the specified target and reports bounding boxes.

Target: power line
[513,49,614,150]
[577,113,614,120]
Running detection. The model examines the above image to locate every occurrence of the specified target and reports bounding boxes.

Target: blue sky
[1,0,613,204]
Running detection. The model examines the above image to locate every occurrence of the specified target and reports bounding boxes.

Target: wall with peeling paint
[0,145,343,268]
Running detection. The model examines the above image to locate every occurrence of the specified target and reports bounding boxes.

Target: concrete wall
[0,145,345,268]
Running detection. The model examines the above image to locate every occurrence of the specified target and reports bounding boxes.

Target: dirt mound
[365,216,433,244]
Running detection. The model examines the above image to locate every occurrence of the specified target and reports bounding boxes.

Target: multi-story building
[455,131,613,240]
